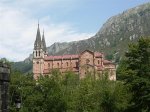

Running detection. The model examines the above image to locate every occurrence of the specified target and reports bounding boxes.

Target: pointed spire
[38,20,39,28]
[43,29,44,35]
[42,29,47,51]
[34,22,42,50]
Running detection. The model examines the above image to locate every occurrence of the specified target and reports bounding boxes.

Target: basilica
[33,24,116,80]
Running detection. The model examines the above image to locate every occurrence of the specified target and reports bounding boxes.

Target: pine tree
[117,38,150,112]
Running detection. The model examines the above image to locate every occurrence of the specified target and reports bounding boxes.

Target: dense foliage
[9,71,130,112]
[8,38,150,112]
[117,38,150,112]
[11,61,32,74]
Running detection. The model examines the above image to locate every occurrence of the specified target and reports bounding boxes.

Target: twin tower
[33,24,48,79]
[32,24,116,80]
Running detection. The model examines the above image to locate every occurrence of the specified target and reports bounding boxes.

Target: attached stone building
[33,25,116,80]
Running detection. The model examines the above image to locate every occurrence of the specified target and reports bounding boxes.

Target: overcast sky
[0,0,149,61]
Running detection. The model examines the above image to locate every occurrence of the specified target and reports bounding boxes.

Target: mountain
[12,2,150,73]
[11,61,32,73]
[47,3,150,57]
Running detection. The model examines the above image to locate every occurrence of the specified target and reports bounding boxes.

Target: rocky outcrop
[46,2,150,59]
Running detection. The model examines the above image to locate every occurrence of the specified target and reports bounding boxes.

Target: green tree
[73,74,130,112]
[117,38,150,112]
[94,75,130,112]
[62,71,79,111]
[9,71,35,112]
[9,70,67,112]
[9,69,130,112]
[74,75,96,112]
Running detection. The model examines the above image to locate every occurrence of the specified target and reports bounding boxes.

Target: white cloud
[1,0,80,10]
[0,1,94,61]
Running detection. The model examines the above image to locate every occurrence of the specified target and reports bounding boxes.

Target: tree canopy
[9,71,130,112]
[117,37,150,112]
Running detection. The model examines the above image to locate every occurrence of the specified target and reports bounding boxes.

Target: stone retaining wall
[0,62,10,112]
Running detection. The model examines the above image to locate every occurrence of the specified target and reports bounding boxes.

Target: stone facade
[33,25,116,80]
[0,62,10,112]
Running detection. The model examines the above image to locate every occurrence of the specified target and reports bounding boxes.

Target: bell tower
[33,23,45,79]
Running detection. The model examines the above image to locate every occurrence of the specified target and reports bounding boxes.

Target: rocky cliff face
[46,3,150,59]
[13,2,150,73]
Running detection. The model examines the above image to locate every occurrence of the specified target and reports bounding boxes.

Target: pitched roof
[80,50,94,55]
[94,52,103,57]
[44,50,104,61]
[45,54,79,60]
[103,60,113,64]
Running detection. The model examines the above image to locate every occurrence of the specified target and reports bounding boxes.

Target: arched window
[36,51,37,57]
[48,63,50,68]
[76,62,79,67]
[98,60,100,64]
[57,63,59,67]
[39,51,40,56]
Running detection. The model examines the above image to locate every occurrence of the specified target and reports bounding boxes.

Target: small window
[57,63,59,67]
[39,51,40,56]
[76,62,79,67]
[98,60,100,64]
[48,63,50,68]
[36,61,39,64]
[36,51,37,57]
[66,62,68,66]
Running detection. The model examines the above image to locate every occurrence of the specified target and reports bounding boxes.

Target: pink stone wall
[71,60,78,68]
[94,58,102,66]
[33,50,116,80]
[43,58,79,73]
[62,60,71,68]
[79,51,94,78]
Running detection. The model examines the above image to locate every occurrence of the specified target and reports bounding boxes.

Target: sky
[0,0,149,61]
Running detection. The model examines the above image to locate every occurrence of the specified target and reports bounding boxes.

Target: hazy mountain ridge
[13,2,150,73]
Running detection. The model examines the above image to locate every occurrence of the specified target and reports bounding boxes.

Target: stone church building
[33,24,116,80]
